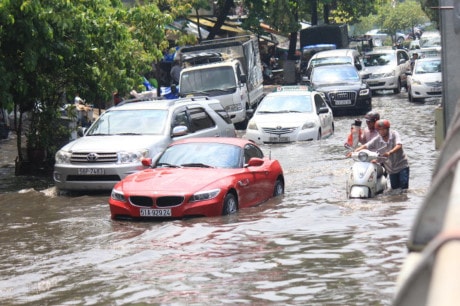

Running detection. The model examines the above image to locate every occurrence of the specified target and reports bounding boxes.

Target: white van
[305,49,364,79]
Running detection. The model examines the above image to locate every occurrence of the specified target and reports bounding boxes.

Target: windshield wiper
[115,132,141,135]
[181,163,214,168]
[156,162,181,168]
[88,133,110,136]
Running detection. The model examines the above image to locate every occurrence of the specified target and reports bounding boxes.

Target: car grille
[328,91,356,105]
[425,81,442,87]
[262,127,297,135]
[370,73,385,79]
[129,196,184,207]
[71,152,118,163]
[66,175,120,181]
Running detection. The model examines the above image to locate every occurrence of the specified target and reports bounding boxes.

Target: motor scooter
[346,147,388,198]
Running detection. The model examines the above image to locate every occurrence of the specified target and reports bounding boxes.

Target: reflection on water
[0,94,438,305]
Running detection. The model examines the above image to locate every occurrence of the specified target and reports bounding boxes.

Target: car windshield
[363,53,395,67]
[311,56,352,67]
[257,95,313,113]
[420,37,441,48]
[86,109,168,135]
[157,142,243,169]
[180,66,237,94]
[415,59,441,74]
[311,66,360,83]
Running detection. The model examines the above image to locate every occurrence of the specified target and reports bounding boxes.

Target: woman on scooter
[353,119,410,190]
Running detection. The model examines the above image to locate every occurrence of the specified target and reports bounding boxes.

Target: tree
[0,0,172,172]
[377,0,429,44]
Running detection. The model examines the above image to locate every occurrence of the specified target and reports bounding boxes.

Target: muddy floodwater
[0,92,439,305]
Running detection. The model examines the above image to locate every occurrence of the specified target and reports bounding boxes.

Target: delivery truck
[177,35,264,128]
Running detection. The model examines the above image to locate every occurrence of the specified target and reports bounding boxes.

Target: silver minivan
[53,97,236,191]
[305,49,364,79]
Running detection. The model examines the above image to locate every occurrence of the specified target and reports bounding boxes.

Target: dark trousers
[389,167,410,189]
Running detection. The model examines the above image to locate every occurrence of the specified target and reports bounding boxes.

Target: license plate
[430,87,441,92]
[269,136,290,142]
[140,208,172,217]
[78,168,104,175]
[335,100,352,105]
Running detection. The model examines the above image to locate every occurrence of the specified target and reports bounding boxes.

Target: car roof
[312,49,357,58]
[169,137,255,147]
[312,63,357,70]
[416,57,441,62]
[265,86,319,96]
[108,97,220,111]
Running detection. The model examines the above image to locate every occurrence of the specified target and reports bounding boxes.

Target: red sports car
[109,137,284,220]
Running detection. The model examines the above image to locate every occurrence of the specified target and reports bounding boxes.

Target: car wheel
[396,36,404,45]
[273,178,284,196]
[393,79,401,94]
[222,193,238,215]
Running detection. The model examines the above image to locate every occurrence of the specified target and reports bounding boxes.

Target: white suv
[363,48,410,93]
[53,97,236,191]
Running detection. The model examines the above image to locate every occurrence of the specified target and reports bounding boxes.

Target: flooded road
[0,91,439,305]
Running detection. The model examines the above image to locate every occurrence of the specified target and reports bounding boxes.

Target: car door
[237,144,269,208]
[314,93,333,137]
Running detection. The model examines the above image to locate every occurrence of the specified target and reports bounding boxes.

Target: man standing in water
[353,119,410,190]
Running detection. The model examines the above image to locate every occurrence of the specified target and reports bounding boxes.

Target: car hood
[119,167,237,192]
[60,135,168,154]
[363,66,394,74]
[414,73,442,83]
[253,113,315,127]
[313,81,363,91]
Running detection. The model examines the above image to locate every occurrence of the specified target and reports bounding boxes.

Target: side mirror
[240,74,247,84]
[245,157,264,167]
[172,125,189,137]
[355,63,362,70]
[141,158,153,167]
[77,127,86,137]
[318,107,329,114]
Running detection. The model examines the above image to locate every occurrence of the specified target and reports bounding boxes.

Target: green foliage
[0,0,172,164]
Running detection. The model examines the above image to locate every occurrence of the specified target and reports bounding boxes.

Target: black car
[306,64,372,116]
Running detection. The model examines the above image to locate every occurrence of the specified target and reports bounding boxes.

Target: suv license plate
[78,168,104,175]
[335,100,352,105]
[140,208,172,217]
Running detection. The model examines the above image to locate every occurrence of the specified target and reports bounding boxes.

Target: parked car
[303,48,365,79]
[406,57,442,102]
[363,48,411,93]
[245,86,334,143]
[108,137,285,220]
[306,64,372,116]
[53,97,236,191]
[365,29,406,46]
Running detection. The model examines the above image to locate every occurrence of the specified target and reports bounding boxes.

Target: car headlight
[111,188,126,202]
[55,150,72,164]
[189,188,221,202]
[411,78,422,85]
[359,88,370,96]
[247,121,258,130]
[383,71,396,77]
[118,150,149,164]
[301,122,315,129]
[225,104,243,112]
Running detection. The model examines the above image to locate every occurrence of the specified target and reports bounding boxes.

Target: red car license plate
[140,208,172,217]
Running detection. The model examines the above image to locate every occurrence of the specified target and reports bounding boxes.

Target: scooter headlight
[358,151,369,162]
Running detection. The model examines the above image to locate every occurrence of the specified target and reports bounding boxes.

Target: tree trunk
[207,0,234,40]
